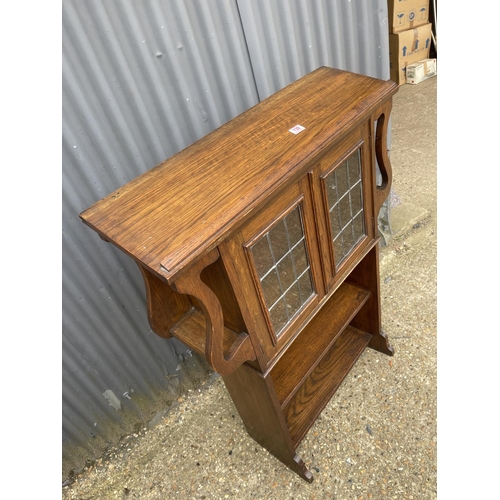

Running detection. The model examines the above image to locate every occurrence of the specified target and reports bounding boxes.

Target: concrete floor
[62,76,437,500]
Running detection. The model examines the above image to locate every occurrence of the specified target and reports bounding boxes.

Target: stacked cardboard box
[388,0,432,84]
[406,58,437,84]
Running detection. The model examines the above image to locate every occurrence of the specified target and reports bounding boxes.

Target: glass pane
[251,236,274,278]
[298,271,313,302]
[353,212,364,243]
[333,236,344,265]
[285,209,302,245]
[350,182,363,217]
[323,147,366,270]
[269,220,289,261]
[335,161,349,195]
[347,151,361,186]
[277,254,295,291]
[284,284,302,319]
[338,194,351,229]
[342,222,355,252]
[269,298,288,333]
[329,205,342,236]
[325,172,338,209]
[249,204,315,337]
[260,269,281,308]
[292,240,308,275]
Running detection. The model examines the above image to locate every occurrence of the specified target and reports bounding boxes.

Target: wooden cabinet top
[80,67,397,283]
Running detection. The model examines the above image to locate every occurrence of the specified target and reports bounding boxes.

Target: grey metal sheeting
[62,0,391,476]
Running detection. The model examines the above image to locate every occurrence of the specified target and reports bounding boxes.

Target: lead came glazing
[250,205,314,337]
[325,148,366,268]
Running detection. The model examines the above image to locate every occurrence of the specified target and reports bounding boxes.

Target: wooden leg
[368,329,394,356]
[346,245,394,356]
[223,364,313,483]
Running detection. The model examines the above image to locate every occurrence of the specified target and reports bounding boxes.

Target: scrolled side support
[137,263,192,338]
[171,248,256,375]
[373,101,394,214]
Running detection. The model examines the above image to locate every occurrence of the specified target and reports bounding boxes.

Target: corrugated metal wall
[237,0,390,99]
[62,0,391,478]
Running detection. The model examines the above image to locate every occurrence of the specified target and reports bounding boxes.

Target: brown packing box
[389,23,432,85]
[388,0,430,33]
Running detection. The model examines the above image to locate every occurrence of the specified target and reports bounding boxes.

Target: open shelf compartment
[283,324,372,447]
[170,307,240,357]
[270,281,371,407]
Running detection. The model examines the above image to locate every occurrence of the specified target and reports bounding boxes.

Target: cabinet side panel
[223,364,313,481]
[223,366,296,459]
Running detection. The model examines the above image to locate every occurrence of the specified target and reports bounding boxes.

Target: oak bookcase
[80,67,398,482]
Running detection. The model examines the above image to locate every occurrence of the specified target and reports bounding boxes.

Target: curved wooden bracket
[137,263,192,338]
[171,248,256,375]
[374,101,394,214]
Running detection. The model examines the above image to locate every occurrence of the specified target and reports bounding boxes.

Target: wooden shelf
[271,282,371,406]
[170,308,240,357]
[283,325,372,447]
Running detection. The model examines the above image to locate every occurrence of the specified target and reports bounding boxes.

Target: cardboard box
[406,58,436,84]
[388,0,430,33]
[389,23,432,85]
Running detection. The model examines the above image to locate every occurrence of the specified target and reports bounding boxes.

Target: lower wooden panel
[283,325,372,447]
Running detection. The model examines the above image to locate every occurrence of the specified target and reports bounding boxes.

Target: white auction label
[289,124,305,134]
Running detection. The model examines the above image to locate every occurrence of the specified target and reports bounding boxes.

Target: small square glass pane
[269,298,288,333]
[285,209,302,244]
[251,236,274,279]
[284,284,302,319]
[292,240,308,275]
[298,271,313,301]
[338,194,351,229]
[268,220,289,261]
[325,173,338,209]
[353,212,364,243]
[347,151,361,185]
[350,182,363,217]
[335,161,349,195]
[277,254,295,291]
[342,222,355,251]
[260,269,281,308]
[333,236,344,265]
[329,205,342,235]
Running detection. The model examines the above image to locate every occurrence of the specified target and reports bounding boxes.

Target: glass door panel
[323,148,366,269]
[249,204,314,338]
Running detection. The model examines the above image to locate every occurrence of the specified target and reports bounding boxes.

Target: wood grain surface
[283,325,372,447]
[270,282,371,406]
[169,308,239,357]
[80,67,397,283]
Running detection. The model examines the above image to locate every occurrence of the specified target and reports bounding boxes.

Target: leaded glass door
[248,203,314,338]
[232,178,324,353]
[313,126,375,290]
[324,148,366,269]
